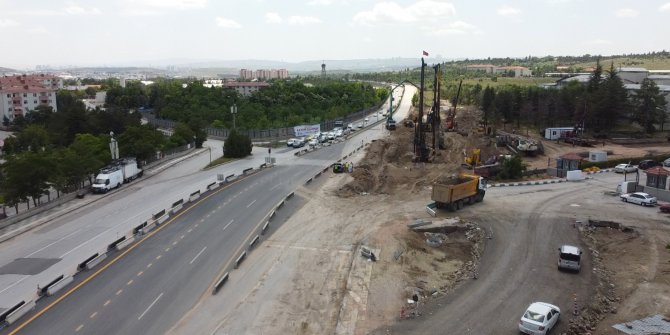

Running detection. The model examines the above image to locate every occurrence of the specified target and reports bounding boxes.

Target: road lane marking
[137,271,143,277]
[90,312,97,319]
[165,247,170,252]
[0,275,28,294]
[246,199,257,208]
[147,263,153,268]
[187,228,192,233]
[116,289,123,295]
[172,241,178,246]
[195,223,199,228]
[75,325,83,332]
[189,246,207,265]
[25,230,80,257]
[127,279,134,286]
[223,219,234,231]
[138,292,163,320]
[180,235,185,239]
[270,184,280,191]
[104,300,111,306]
[5,169,268,335]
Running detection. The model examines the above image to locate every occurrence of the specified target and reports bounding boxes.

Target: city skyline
[0,0,669,69]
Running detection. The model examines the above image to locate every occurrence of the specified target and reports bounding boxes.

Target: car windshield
[560,252,580,262]
[94,178,106,184]
[524,310,545,322]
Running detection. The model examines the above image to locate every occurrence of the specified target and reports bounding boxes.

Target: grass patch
[205,156,237,169]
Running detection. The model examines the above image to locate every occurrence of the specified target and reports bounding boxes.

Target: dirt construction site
[190,103,670,335]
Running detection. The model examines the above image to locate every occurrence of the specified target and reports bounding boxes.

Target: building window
[34,100,37,104]
[33,93,37,97]
[23,93,27,97]
[24,100,27,104]
[5,94,9,98]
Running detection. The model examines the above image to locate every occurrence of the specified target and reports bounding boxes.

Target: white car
[364,117,369,122]
[663,157,670,167]
[286,138,298,147]
[614,163,637,173]
[519,302,560,335]
[308,138,319,146]
[620,192,657,206]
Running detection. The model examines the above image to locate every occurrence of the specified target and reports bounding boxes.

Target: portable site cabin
[544,127,576,140]
[588,150,607,162]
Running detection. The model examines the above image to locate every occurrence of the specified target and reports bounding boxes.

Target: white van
[557,245,582,272]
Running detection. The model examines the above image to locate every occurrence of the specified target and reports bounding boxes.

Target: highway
[1,85,409,334]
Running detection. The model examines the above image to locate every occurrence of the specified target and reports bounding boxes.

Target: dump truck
[431,174,486,211]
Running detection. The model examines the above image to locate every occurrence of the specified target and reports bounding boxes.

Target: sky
[1,0,669,69]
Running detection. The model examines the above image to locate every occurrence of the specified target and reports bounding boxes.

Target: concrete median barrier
[234,251,247,269]
[39,275,63,297]
[189,190,201,202]
[206,182,218,190]
[134,221,148,235]
[108,236,126,251]
[171,199,184,214]
[116,236,135,250]
[249,235,260,249]
[262,221,270,235]
[286,192,294,199]
[269,211,276,220]
[141,222,157,235]
[212,272,229,294]
[3,300,35,325]
[46,275,73,296]
[305,178,313,184]
[243,168,253,175]
[78,253,99,271]
[84,253,107,270]
[225,174,236,182]
[154,210,168,225]
[277,200,284,209]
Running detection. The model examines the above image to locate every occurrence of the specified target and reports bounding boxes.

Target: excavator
[463,148,481,167]
[445,79,463,132]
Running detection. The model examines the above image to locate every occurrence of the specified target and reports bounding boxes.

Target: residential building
[239,68,289,80]
[464,64,532,77]
[222,82,270,96]
[0,74,60,121]
[240,69,254,80]
[464,64,496,74]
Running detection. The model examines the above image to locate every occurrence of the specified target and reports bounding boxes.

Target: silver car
[614,163,637,173]
[558,245,582,272]
[620,192,657,206]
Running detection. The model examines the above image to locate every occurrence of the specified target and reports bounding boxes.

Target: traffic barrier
[141,222,157,235]
[212,272,229,294]
[243,168,253,175]
[277,200,284,209]
[0,301,24,323]
[315,171,322,178]
[225,174,236,182]
[249,235,260,249]
[259,163,267,169]
[4,300,35,325]
[286,192,294,199]
[206,182,217,190]
[171,199,184,214]
[115,236,135,250]
[234,251,247,269]
[153,209,166,221]
[154,210,168,225]
[85,253,107,270]
[269,211,276,220]
[305,178,312,184]
[108,236,126,251]
[46,275,73,296]
[134,221,148,235]
[39,275,64,296]
[78,253,99,270]
[322,167,328,173]
[189,190,201,202]
[261,221,270,235]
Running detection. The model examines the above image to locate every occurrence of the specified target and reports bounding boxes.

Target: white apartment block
[223,82,270,96]
[239,68,289,80]
[0,74,61,121]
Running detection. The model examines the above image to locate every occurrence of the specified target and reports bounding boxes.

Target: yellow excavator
[464,148,481,167]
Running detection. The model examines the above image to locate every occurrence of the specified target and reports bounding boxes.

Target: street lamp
[230,104,238,129]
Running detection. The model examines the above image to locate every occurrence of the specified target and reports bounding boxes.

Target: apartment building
[239,68,289,80]
[0,74,61,120]
[222,82,270,96]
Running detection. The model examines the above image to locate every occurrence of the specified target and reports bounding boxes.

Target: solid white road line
[223,219,234,231]
[246,199,257,208]
[138,292,163,320]
[270,184,280,191]
[25,230,80,257]
[189,247,207,265]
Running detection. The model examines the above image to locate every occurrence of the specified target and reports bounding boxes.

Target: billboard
[293,124,321,137]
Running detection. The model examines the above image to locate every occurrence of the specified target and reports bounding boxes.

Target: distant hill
[0,67,17,75]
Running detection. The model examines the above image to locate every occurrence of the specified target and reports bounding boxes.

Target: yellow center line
[137,271,143,277]
[104,300,111,307]
[127,279,134,286]
[90,312,97,319]
[116,289,123,296]
[75,325,83,332]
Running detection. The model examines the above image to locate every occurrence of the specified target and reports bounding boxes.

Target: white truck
[92,158,143,193]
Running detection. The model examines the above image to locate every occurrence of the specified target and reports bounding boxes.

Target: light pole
[230,104,238,130]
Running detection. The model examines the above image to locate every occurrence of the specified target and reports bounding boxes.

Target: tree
[480,86,495,126]
[633,79,668,132]
[2,152,53,207]
[498,155,525,180]
[223,129,252,158]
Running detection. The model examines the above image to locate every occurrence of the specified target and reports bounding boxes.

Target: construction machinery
[463,148,481,167]
[431,174,486,211]
[445,79,463,132]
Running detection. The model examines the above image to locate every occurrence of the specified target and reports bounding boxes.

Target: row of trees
[106,78,388,130]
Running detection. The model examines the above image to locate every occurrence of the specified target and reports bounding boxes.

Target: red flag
[422,50,429,56]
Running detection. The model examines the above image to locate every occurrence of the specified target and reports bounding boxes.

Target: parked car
[614,163,637,173]
[327,132,335,140]
[660,203,670,213]
[663,157,670,167]
[334,129,343,137]
[638,159,661,170]
[620,192,657,206]
[332,162,345,173]
[287,138,298,147]
[292,137,305,148]
[308,138,319,146]
[518,302,561,335]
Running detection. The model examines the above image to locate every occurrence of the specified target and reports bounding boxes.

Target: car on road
[557,245,582,272]
[292,137,305,148]
[663,157,670,167]
[327,132,335,140]
[620,192,657,206]
[614,163,637,173]
[638,159,661,170]
[356,123,363,129]
[518,302,561,335]
[287,138,298,147]
[364,117,369,123]
[308,138,319,147]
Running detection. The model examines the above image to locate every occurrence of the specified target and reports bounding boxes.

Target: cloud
[307,0,333,5]
[122,0,207,15]
[0,18,18,27]
[429,20,481,35]
[265,12,283,24]
[660,2,670,12]
[287,16,321,25]
[583,38,612,45]
[216,17,241,29]
[614,8,638,17]
[64,3,101,15]
[353,0,456,26]
[497,5,521,16]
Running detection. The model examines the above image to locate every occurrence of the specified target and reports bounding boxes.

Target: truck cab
[92,168,123,193]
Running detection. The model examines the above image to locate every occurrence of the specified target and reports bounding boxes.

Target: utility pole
[109,131,119,160]
[230,104,238,130]
[414,58,427,162]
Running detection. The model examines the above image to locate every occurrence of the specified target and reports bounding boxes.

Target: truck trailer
[92,158,143,193]
[431,174,486,211]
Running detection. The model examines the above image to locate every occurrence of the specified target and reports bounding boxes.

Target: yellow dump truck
[431,174,486,211]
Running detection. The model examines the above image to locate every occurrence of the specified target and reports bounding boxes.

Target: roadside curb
[488,169,614,188]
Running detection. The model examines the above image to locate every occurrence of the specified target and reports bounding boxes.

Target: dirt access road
[169,103,670,335]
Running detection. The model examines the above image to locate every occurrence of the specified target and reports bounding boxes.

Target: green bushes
[223,129,252,158]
